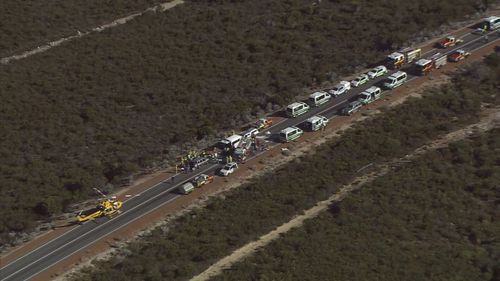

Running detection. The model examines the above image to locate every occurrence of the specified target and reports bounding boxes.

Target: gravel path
[189,107,500,281]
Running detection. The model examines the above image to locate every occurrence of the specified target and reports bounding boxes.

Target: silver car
[341,101,362,115]
[350,74,369,87]
[367,65,388,79]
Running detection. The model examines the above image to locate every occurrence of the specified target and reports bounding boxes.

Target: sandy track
[189,108,500,281]
[0,0,184,65]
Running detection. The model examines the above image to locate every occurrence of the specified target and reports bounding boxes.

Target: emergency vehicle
[448,49,471,62]
[254,118,273,130]
[304,115,329,131]
[192,174,214,188]
[350,74,369,87]
[383,71,407,89]
[178,182,195,194]
[357,86,382,105]
[437,36,463,48]
[367,65,388,79]
[286,102,310,118]
[414,53,447,75]
[279,126,304,142]
[386,48,421,69]
[308,91,331,107]
[76,197,122,223]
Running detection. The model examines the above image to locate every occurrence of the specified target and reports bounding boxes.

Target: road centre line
[1,164,214,281]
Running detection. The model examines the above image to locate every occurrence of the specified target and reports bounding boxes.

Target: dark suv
[189,157,209,169]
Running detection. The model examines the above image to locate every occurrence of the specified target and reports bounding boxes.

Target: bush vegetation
[0,0,496,243]
[70,54,500,281]
[0,0,164,57]
[213,128,500,281]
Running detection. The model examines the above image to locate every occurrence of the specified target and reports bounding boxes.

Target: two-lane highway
[1,29,498,281]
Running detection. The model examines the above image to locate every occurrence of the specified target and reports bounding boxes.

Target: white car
[350,74,369,87]
[328,81,351,96]
[367,65,388,79]
[219,162,238,176]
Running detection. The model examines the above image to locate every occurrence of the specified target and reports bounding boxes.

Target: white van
[358,86,382,105]
[308,91,331,107]
[304,115,329,131]
[279,126,304,142]
[383,71,407,89]
[483,16,500,30]
[286,102,310,118]
[218,134,242,149]
[178,182,195,195]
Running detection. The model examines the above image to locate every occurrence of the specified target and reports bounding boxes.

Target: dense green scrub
[212,128,500,281]
[71,54,499,281]
[0,0,164,57]
[0,0,496,243]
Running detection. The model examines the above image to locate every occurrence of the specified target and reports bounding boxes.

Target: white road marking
[0,164,214,281]
[3,25,499,281]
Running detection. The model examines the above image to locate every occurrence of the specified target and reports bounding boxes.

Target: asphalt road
[1,29,499,281]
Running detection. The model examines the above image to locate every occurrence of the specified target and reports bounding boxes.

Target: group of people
[175,133,270,173]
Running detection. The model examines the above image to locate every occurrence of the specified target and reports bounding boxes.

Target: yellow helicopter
[76,188,123,223]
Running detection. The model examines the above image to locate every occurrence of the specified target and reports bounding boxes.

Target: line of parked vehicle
[276,18,500,143]
[280,65,408,141]
[177,16,500,193]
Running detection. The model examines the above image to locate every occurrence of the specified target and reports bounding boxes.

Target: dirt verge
[3,18,499,281]
[46,40,500,281]
[188,107,500,281]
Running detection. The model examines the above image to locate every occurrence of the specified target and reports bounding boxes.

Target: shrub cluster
[0,0,494,243]
[0,0,164,57]
[71,54,499,281]
[213,128,500,281]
